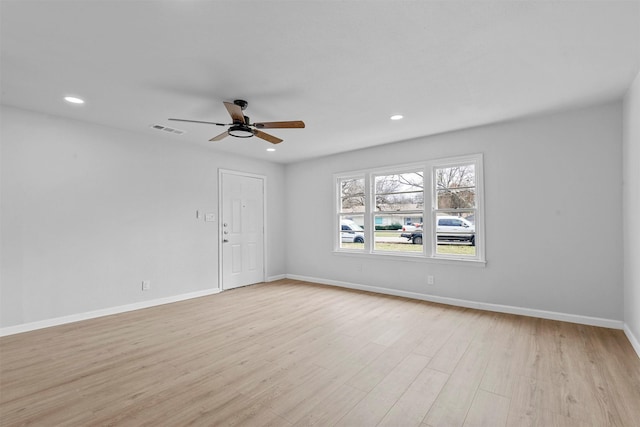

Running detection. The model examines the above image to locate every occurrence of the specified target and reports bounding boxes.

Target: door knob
[223,239,229,243]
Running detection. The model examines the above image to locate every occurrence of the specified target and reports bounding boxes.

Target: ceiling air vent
[150,124,185,135]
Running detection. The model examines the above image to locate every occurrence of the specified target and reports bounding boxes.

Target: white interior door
[220,171,265,290]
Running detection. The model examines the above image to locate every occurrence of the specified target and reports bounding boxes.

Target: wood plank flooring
[1,279,639,426]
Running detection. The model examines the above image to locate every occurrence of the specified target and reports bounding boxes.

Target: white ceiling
[1,1,639,164]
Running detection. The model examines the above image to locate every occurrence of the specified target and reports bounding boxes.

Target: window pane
[435,165,475,209]
[435,212,476,257]
[374,172,423,212]
[339,215,365,250]
[340,178,365,213]
[373,214,423,253]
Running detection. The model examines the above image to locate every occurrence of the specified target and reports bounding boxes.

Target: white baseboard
[0,288,221,337]
[266,274,287,282]
[624,324,640,359]
[286,274,625,330]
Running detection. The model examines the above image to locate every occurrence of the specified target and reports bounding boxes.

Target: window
[373,171,423,253]
[433,158,480,259]
[335,154,484,263]
[337,176,365,250]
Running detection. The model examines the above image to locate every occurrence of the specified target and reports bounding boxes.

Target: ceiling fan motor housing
[234,99,249,110]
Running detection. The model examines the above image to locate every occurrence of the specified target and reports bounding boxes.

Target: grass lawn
[437,245,476,256]
[374,242,423,252]
[344,230,476,256]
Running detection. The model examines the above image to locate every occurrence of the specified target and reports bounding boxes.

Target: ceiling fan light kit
[168,99,305,145]
[228,124,254,138]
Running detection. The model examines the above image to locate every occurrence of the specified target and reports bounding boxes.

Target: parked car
[402,216,475,246]
[341,219,365,243]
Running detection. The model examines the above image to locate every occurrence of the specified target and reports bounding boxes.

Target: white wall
[285,102,624,322]
[0,106,287,328]
[1,100,630,331]
[624,71,640,350]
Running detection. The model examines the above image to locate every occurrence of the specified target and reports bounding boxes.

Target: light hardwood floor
[1,279,639,426]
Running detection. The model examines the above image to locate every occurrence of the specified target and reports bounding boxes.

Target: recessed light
[390,114,403,120]
[266,148,276,152]
[64,96,85,104]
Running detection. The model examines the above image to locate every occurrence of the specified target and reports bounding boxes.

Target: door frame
[218,169,267,291]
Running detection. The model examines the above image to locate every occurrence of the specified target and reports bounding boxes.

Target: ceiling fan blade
[209,130,229,142]
[223,101,246,124]
[254,130,283,144]
[168,118,227,126]
[253,120,305,129]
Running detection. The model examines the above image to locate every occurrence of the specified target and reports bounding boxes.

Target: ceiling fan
[169,99,305,144]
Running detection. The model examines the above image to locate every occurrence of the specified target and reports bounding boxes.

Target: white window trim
[334,155,485,265]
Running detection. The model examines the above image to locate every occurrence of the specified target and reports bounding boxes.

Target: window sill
[332,249,486,267]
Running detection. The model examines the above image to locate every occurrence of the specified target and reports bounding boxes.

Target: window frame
[334,154,485,265]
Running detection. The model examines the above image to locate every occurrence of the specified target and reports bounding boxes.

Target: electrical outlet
[427,275,435,285]
[142,280,151,291]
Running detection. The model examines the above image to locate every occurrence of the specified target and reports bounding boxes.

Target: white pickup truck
[400,216,475,246]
